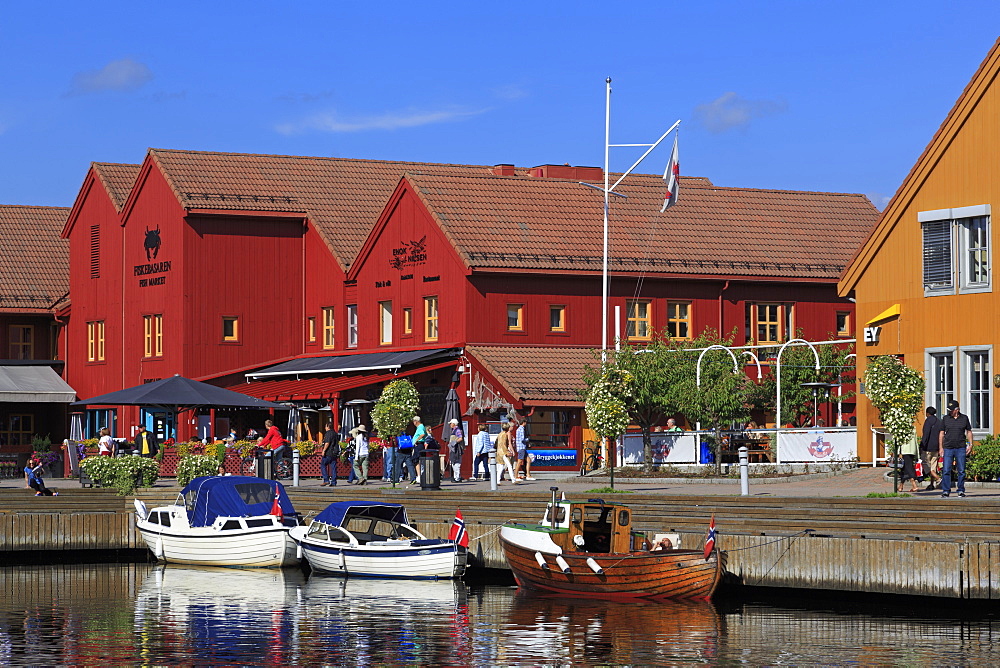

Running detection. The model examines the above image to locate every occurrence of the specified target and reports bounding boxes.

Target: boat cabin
[540,499,646,554]
[307,501,427,546]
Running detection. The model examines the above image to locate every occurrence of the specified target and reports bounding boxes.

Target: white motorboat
[289,501,466,579]
[134,476,301,568]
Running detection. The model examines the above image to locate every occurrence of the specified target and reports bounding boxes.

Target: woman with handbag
[900,428,920,493]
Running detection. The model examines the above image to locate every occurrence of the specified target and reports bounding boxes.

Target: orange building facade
[839,39,1000,460]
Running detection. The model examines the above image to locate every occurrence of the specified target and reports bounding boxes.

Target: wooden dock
[4,486,1000,599]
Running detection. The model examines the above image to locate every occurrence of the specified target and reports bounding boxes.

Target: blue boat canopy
[314,501,409,527]
[180,476,295,527]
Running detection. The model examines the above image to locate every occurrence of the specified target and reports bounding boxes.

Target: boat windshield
[344,516,421,543]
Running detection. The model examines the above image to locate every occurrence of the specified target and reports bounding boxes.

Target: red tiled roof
[467,346,595,405]
[147,149,539,271]
[407,172,879,280]
[92,162,141,212]
[0,205,70,310]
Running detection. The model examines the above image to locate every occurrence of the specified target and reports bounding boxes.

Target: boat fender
[534,551,550,570]
[586,557,604,575]
[153,536,164,561]
[296,544,302,560]
[339,550,346,570]
[555,555,571,574]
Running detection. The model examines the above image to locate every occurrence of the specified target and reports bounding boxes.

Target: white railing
[620,428,858,465]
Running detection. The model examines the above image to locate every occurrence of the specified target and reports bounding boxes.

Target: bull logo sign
[144,226,162,261]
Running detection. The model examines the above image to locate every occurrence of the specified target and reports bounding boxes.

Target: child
[25,458,57,496]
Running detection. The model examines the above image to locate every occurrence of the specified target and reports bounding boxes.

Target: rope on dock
[724,529,813,552]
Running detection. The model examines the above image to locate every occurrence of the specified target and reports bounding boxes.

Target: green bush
[80,456,159,496]
[967,434,1000,481]
[175,455,221,487]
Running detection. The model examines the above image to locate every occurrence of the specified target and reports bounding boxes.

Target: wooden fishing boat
[499,489,725,600]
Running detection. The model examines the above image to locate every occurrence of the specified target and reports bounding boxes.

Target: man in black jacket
[919,407,943,491]
[133,425,159,458]
[320,423,340,486]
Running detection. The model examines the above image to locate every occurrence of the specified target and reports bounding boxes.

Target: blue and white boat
[289,501,467,579]
[134,476,302,568]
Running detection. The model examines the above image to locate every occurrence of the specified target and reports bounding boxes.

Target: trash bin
[257,451,273,479]
[419,451,441,490]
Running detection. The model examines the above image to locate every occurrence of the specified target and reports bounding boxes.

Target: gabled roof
[0,205,70,311]
[92,162,141,212]
[839,37,1000,294]
[146,149,535,272]
[401,172,878,280]
[467,346,595,405]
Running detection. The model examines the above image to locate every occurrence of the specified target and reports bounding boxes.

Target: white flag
[660,134,679,212]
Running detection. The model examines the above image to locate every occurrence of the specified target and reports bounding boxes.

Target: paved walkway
[9,465,999,499]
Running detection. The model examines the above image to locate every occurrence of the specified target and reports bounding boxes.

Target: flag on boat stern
[270,484,282,518]
[659,133,680,212]
[703,514,716,560]
[449,509,469,548]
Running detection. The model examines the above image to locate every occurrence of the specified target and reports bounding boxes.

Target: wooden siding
[848,44,1000,460]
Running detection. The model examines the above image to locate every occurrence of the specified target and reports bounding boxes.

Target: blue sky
[2,1,999,209]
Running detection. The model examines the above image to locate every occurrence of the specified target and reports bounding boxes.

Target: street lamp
[799,381,837,427]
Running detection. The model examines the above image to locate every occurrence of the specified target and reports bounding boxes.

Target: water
[3,563,1000,666]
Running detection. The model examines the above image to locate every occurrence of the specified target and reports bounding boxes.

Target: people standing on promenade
[920,407,943,491]
[410,416,427,482]
[320,423,339,487]
[24,458,57,496]
[351,425,369,485]
[97,427,114,456]
[666,418,682,432]
[133,425,159,459]
[514,417,535,481]
[381,432,397,483]
[495,422,518,484]
[938,400,974,498]
[899,428,920,493]
[472,424,492,481]
[448,418,465,483]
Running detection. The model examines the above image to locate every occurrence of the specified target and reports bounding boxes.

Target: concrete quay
[3,467,1000,599]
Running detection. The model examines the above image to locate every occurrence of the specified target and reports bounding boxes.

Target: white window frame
[379,301,392,345]
[920,205,991,297]
[924,347,956,416]
[960,345,992,433]
[346,305,358,348]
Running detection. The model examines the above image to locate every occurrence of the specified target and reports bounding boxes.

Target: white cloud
[68,58,153,95]
[866,192,893,211]
[693,92,787,134]
[491,84,528,101]
[276,106,489,135]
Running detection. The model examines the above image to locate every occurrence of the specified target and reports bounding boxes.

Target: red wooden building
[61,150,878,466]
[0,205,75,455]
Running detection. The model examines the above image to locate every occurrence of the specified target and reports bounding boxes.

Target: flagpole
[602,78,611,362]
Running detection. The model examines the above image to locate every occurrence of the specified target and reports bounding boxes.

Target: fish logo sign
[144,226,162,261]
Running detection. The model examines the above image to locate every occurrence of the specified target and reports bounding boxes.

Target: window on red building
[666,302,691,340]
[379,301,393,345]
[403,307,413,335]
[9,325,33,359]
[307,317,316,343]
[626,300,652,341]
[424,296,439,341]
[836,311,851,337]
[89,225,100,279]
[143,315,163,358]
[322,307,335,349]
[549,305,566,332]
[507,304,523,331]
[347,305,358,348]
[87,321,105,361]
[222,316,239,342]
[747,303,790,344]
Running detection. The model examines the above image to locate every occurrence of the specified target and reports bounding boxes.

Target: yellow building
[839,39,1000,461]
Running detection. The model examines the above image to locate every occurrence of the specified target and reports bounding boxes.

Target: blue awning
[313,501,409,527]
[181,476,296,527]
[246,348,457,379]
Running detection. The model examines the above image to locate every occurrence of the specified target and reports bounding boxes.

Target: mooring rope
[723,529,813,552]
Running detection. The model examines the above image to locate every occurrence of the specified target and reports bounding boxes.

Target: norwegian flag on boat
[703,514,716,560]
[270,484,283,518]
[659,133,680,212]
[449,509,469,548]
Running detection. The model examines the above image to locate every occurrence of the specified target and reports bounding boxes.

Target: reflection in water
[3,564,1000,665]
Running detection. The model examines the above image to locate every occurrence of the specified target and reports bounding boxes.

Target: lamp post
[775,339,820,464]
[799,382,836,427]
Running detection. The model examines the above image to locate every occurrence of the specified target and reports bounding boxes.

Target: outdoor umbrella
[71,375,284,410]
[286,406,300,442]
[339,403,360,439]
[441,388,461,429]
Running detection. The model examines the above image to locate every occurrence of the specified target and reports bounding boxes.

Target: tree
[665,332,754,472]
[864,355,924,453]
[749,337,856,427]
[371,379,421,444]
[584,366,632,469]
[583,340,676,472]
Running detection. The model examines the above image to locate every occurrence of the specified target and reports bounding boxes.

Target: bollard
[738,445,749,496]
[488,451,498,491]
[292,448,300,487]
